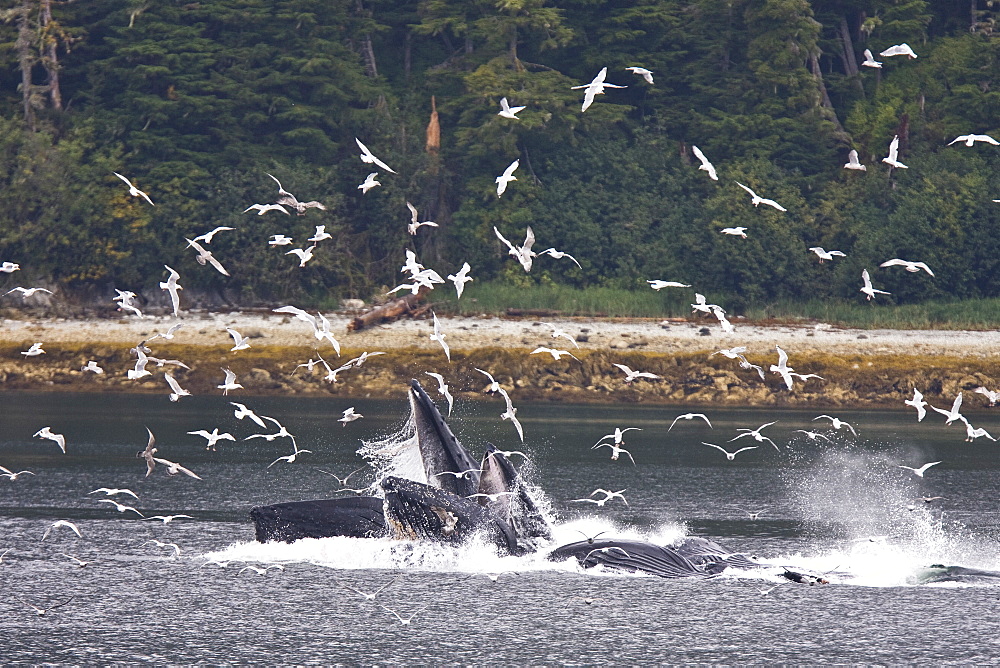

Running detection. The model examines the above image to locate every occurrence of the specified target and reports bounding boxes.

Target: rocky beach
[2,309,999,409]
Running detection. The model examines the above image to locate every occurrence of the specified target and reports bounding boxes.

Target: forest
[1,0,1000,312]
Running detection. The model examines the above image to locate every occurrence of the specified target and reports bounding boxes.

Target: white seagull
[905,388,928,421]
[495,159,519,197]
[447,262,473,300]
[22,342,45,357]
[860,268,891,301]
[711,346,747,360]
[113,172,154,205]
[769,345,795,390]
[538,248,582,269]
[949,134,1000,147]
[268,234,293,246]
[338,407,363,427]
[879,43,917,59]
[720,227,747,238]
[668,413,712,431]
[152,455,202,479]
[405,202,439,235]
[308,225,332,242]
[188,427,235,451]
[113,290,143,318]
[185,238,229,276]
[974,386,999,406]
[159,265,182,316]
[286,244,317,267]
[227,328,251,352]
[702,442,758,461]
[531,346,578,362]
[0,464,34,481]
[572,66,627,112]
[97,498,144,517]
[245,203,289,216]
[809,247,847,263]
[813,414,858,435]
[0,261,20,272]
[647,280,691,290]
[89,487,138,499]
[42,520,82,541]
[844,149,867,171]
[358,172,381,193]
[612,363,660,384]
[164,372,191,402]
[497,97,526,119]
[931,393,965,425]
[33,427,66,454]
[728,421,779,451]
[217,368,243,396]
[231,402,267,428]
[882,135,908,169]
[879,258,934,276]
[691,145,718,181]
[475,368,502,394]
[193,226,234,244]
[430,312,450,361]
[355,138,397,174]
[5,286,53,299]
[736,181,787,211]
[899,461,940,477]
[861,49,882,68]
[425,372,454,416]
[494,226,535,271]
[497,387,523,442]
[625,66,654,84]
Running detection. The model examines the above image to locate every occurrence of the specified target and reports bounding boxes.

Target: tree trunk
[40,0,61,110]
[13,7,36,131]
[404,30,411,79]
[360,34,378,78]
[347,288,430,331]
[839,16,859,77]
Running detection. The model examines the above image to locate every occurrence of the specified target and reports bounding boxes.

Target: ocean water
[1,390,999,664]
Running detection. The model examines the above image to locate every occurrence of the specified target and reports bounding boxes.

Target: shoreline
[1,311,999,408]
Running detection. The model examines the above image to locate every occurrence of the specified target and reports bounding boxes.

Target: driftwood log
[348,287,431,331]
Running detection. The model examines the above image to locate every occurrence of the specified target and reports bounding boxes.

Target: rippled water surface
[2,391,999,664]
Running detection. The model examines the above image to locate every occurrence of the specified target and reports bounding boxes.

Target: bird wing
[503,159,519,179]
[522,226,535,254]
[493,227,515,252]
[735,181,756,198]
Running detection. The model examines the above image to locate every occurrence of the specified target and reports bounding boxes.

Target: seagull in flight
[337,406,363,427]
[769,345,795,390]
[188,427,235,451]
[337,575,401,601]
[963,419,996,442]
[572,66,626,112]
[625,66,654,84]
[137,428,158,477]
[144,514,195,523]
[571,488,629,507]
[861,49,882,68]
[494,226,535,271]
[860,268,890,301]
[406,202,439,235]
[594,426,640,447]
[245,203,289,216]
[358,172,381,193]
[286,244,317,267]
[647,280,691,290]
[5,286,53,299]
[355,138,397,174]
[691,145,718,181]
[844,149,867,171]
[668,413,712,431]
[475,368,502,394]
[880,43,917,59]
[20,596,75,616]
[425,372,454,416]
[185,238,229,276]
[21,342,45,357]
[899,461,940,477]
[159,265,182,317]
[113,172,154,205]
[496,159,519,197]
[793,430,831,442]
[711,346,747,360]
[949,134,1000,147]
[736,182,787,211]
[729,421,779,451]
[813,415,858,435]
[809,247,846,263]
[231,402,267,428]
[0,464,34,481]
[217,368,243,396]
[531,346,578,362]
[540,322,578,348]
[593,441,636,465]
[612,363,659,384]
[882,135,908,169]
[879,258,934,276]
[974,386,1000,406]
[430,312,450,362]
[268,234,293,246]
[97,498,144,517]
[931,393,965,425]
[447,262,473,299]
[0,261,19,272]
[497,387,523,442]
[720,227,747,238]
[42,520,81,541]
[380,605,423,626]
[193,226,234,244]
[227,328,251,352]
[152,455,202,479]
[89,487,138,499]
[538,247,582,269]
[702,442,758,461]
[33,427,66,454]
[497,97,526,119]
[164,372,191,402]
[144,539,181,558]
[905,388,928,421]
[113,290,143,318]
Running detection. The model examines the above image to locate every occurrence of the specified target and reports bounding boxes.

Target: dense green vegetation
[2,0,1000,314]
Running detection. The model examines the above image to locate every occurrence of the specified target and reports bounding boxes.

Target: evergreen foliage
[0,0,999,312]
